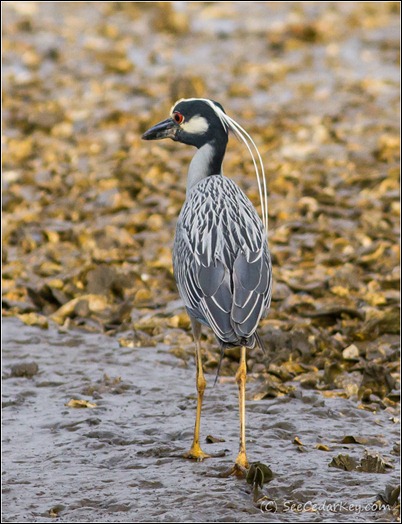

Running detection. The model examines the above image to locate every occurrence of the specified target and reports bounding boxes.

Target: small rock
[10,362,39,378]
[342,344,360,360]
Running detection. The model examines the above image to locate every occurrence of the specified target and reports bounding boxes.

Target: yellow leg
[219,345,250,478]
[183,319,210,461]
[235,345,249,470]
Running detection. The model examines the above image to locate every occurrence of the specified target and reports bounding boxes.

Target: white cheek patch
[181,115,209,134]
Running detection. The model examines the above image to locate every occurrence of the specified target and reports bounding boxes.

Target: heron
[142,98,272,476]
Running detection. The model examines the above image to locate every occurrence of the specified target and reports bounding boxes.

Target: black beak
[142,117,178,141]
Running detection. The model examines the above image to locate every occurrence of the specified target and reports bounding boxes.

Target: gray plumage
[173,174,272,349]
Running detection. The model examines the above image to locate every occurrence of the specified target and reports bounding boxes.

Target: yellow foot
[219,462,249,478]
[235,450,249,470]
[219,451,249,478]
[183,445,211,462]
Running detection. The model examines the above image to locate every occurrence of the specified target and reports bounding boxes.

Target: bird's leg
[183,318,210,461]
[219,345,249,478]
[235,345,249,471]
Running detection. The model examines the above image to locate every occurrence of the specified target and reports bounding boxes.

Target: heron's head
[142,98,229,149]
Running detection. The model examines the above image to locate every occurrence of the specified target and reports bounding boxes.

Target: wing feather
[173,175,272,345]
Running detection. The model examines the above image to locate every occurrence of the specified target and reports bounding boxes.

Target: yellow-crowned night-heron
[142,98,272,475]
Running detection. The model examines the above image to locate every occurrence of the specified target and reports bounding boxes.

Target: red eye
[173,112,184,124]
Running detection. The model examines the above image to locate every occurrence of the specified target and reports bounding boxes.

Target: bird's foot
[219,451,249,478]
[219,463,249,478]
[183,443,211,462]
[183,443,226,462]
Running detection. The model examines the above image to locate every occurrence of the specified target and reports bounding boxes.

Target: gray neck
[186,143,223,195]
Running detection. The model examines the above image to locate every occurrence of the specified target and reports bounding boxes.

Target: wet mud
[2,317,400,522]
